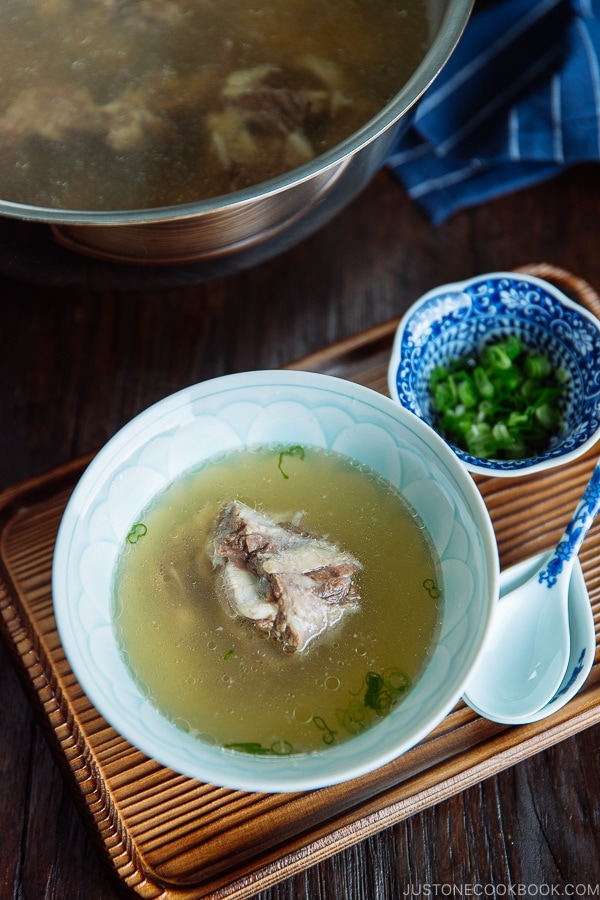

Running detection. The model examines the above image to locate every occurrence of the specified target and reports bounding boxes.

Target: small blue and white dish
[388,271,600,477]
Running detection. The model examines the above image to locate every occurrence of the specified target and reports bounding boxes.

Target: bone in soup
[112,444,443,756]
[0,0,428,211]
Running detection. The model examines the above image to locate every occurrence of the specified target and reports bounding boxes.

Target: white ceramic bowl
[52,371,498,792]
[388,272,600,477]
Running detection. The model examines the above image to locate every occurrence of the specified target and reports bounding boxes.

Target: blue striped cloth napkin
[387,0,600,222]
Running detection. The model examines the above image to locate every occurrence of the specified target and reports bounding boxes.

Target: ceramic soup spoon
[463,456,600,722]
[464,551,595,724]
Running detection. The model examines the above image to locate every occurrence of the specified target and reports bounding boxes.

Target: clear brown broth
[0,0,429,210]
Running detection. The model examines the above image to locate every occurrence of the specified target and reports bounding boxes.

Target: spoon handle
[539,457,600,587]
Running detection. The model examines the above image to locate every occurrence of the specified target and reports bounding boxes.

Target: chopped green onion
[473,366,494,399]
[422,578,442,600]
[428,336,567,460]
[126,522,147,544]
[481,344,512,370]
[277,445,305,479]
[224,740,294,756]
[457,377,478,408]
[524,353,552,379]
[535,404,559,429]
[338,666,412,735]
[311,715,337,745]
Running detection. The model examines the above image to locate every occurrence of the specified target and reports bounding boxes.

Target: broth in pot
[0,0,429,210]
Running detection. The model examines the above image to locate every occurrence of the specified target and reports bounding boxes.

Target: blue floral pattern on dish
[553,647,587,700]
[538,459,600,587]
[388,273,600,477]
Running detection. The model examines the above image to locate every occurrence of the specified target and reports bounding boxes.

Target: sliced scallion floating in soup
[112,444,443,755]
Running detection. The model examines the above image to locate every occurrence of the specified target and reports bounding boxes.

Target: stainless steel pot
[0,0,473,271]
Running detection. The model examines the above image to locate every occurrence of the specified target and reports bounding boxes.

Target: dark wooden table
[2,164,600,899]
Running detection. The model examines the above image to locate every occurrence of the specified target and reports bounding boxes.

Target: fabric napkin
[387,0,600,223]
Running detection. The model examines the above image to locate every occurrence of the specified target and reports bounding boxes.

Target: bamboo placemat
[1,264,599,899]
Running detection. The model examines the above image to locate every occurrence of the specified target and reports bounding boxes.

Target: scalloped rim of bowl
[387,271,600,478]
[52,370,498,793]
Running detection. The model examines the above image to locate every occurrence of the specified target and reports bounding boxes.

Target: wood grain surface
[2,162,600,899]
[1,264,599,898]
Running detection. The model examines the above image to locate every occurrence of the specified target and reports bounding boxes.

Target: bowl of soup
[0,0,473,269]
[388,271,600,477]
[52,370,498,792]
